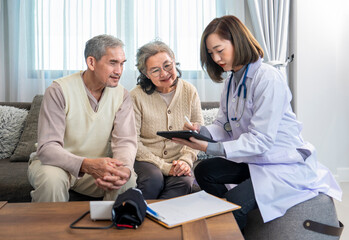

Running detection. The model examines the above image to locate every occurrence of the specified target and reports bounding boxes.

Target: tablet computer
[157,130,216,143]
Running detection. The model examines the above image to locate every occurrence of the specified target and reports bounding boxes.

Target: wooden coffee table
[0,201,243,240]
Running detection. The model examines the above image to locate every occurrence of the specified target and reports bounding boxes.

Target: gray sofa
[0,95,219,203]
[0,99,37,202]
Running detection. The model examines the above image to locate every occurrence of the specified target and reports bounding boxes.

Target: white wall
[292,0,349,181]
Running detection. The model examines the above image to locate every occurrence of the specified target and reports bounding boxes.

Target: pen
[184,116,198,133]
[146,206,165,220]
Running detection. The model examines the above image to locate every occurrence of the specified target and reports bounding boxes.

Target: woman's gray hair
[136,40,175,75]
[84,34,124,61]
[136,40,181,95]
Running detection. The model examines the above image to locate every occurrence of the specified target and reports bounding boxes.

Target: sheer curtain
[0,0,5,101]
[247,0,291,77]
[0,0,223,102]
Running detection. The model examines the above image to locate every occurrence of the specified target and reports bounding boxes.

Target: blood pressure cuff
[111,188,146,229]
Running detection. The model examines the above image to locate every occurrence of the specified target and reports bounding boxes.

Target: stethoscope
[223,64,250,132]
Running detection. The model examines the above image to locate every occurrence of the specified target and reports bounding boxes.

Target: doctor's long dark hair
[136,41,182,95]
[200,15,264,83]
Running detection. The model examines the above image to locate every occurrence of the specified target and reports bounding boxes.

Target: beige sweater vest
[54,72,124,158]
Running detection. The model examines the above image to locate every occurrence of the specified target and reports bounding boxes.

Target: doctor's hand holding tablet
[171,117,209,153]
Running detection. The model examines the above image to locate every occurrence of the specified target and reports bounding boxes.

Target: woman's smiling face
[146,52,177,93]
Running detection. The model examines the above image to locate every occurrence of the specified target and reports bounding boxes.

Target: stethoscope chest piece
[224,122,232,132]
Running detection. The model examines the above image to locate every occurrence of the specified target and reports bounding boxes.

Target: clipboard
[157,130,216,143]
[146,191,240,228]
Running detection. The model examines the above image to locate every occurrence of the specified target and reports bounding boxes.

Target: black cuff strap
[303,220,344,237]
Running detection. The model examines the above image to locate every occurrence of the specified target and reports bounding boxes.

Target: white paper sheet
[146,190,240,227]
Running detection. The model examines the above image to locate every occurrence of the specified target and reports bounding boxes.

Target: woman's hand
[184,121,201,132]
[172,137,208,152]
[169,160,191,177]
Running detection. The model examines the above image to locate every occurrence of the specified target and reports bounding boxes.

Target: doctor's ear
[86,56,97,71]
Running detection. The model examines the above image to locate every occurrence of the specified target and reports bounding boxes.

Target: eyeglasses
[148,61,174,78]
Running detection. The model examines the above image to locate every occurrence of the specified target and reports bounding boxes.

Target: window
[34,0,216,72]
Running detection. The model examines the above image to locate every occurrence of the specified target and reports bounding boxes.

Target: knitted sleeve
[131,89,173,175]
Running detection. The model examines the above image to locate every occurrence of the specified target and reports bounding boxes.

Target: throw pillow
[202,108,219,126]
[0,106,28,159]
[10,95,43,162]
[197,108,219,161]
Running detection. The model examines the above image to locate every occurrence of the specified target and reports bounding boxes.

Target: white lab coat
[206,58,342,222]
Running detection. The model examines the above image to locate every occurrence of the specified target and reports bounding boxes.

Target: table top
[0,201,7,209]
[0,201,243,240]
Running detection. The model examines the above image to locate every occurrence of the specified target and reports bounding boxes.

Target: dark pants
[134,161,194,199]
[194,157,257,230]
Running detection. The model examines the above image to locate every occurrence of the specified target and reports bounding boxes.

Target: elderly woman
[130,41,203,199]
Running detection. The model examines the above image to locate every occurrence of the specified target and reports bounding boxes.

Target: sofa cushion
[244,194,341,240]
[0,106,28,159]
[0,158,33,202]
[197,108,219,161]
[202,108,219,126]
[10,95,43,162]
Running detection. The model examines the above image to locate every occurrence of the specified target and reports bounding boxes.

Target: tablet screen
[156,130,216,143]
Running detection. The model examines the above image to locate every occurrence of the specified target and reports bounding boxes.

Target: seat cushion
[244,194,341,240]
[0,159,33,202]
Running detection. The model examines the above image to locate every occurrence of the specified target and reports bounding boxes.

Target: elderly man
[28,34,137,202]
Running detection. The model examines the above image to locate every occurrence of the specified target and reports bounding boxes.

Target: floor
[334,182,349,240]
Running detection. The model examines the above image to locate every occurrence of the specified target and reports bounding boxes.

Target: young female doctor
[173,15,342,230]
